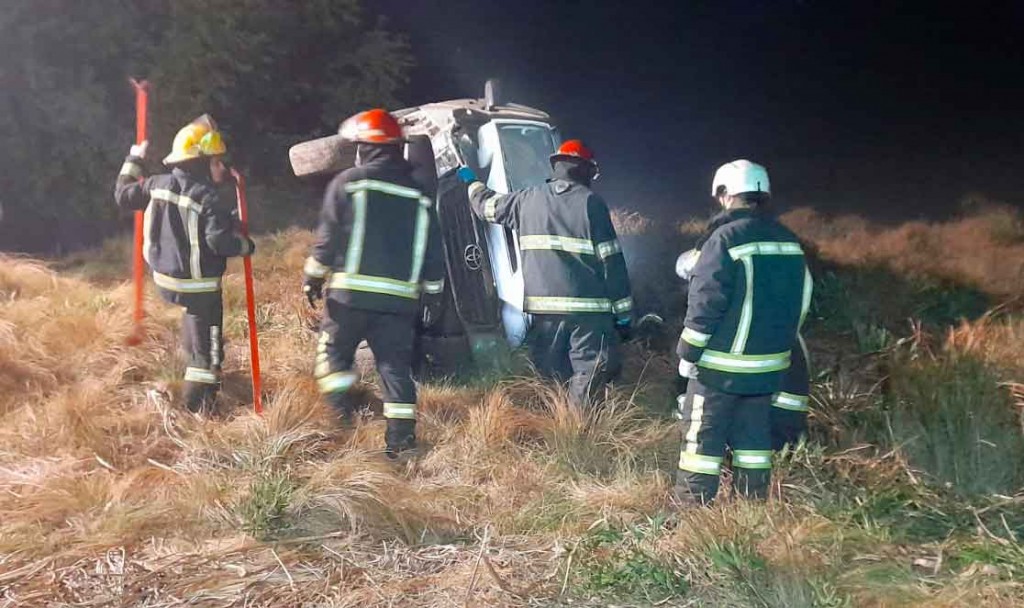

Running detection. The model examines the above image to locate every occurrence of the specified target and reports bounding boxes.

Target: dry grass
[783,205,1024,297]
[946,306,1024,373]
[610,209,656,236]
[2,206,1024,606]
[0,240,681,605]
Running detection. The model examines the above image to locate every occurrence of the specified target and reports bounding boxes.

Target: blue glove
[456,166,477,184]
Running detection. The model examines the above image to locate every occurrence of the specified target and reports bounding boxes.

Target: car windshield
[497,123,557,190]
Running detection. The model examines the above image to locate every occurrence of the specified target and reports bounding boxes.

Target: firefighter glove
[239,236,256,257]
[129,140,149,159]
[303,277,324,308]
[678,359,698,379]
[420,293,443,329]
[456,166,477,184]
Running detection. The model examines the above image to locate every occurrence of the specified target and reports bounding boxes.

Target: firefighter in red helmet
[457,139,633,406]
[303,108,445,458]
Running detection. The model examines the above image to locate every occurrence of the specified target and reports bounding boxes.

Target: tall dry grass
[3,205,1024,606]
[783,204,1024,297]
[0,242,687,604]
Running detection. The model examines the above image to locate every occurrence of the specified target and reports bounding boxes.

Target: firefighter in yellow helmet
[114,114,255,413]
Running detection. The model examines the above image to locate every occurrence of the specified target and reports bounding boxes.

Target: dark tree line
[0,0,411,253]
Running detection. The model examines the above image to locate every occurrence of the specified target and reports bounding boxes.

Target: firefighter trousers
[160,289,223,412]
[316,300,418,435]
[771,394,809,451]
[675,378,773,504]
[771,337,811,450]
[526,314,622,406]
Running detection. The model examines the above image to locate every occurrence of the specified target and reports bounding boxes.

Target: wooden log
[288,134,354,177]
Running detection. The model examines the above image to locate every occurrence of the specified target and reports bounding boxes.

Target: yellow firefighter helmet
[163,114,227,165]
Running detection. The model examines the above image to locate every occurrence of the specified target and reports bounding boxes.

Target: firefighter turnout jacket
[677,207,812,395]
[114,155,251,294]
[465,166,633,321]
[303,145,445,315]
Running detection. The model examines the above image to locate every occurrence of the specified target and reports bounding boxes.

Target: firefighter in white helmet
[676,243,812,450]
[674,160,812,504]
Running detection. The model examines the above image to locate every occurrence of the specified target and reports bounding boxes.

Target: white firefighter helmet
[711,159,770,197]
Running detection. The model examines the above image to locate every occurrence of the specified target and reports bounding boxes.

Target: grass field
[1,204,1023,607]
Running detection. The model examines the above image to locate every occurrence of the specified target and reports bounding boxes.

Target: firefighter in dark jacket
[457,140,634,406]
[114,114,254,413]
[302,109,445,458]
[676,252,812,451]
[675,160,812,504]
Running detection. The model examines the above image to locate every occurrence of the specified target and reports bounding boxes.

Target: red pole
[231,169,263,415]
[127,79,149,346]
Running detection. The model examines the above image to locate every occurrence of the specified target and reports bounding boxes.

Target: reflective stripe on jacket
[113,156,249,293]
[678,207,811,395]
[466,171,633,321]
[304,145,444,315]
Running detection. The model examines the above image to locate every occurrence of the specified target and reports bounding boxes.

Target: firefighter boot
[324,391,357,428]
[384,419,416,459]
[672,472,720,507]
[183,381,218,414]
[733,468,771,500]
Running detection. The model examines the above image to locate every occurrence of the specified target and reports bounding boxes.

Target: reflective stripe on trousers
[383,402,416,420]
[732,449,773,469]
[772,391,809,412]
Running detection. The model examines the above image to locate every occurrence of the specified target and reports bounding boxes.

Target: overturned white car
[289,81,662,375]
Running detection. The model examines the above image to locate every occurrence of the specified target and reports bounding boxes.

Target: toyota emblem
[464,244,483,271]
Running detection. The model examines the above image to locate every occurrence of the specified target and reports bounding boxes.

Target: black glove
[420,293,444,330]
[303,277,324,308]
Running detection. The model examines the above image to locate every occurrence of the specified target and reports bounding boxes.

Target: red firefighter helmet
[550,139,599,178]
[338,108,403,144]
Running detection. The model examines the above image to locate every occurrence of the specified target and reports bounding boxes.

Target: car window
[497,124,557,190]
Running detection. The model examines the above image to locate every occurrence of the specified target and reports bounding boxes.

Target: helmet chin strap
[355,145,362,167]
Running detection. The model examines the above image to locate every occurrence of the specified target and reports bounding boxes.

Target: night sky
[375,0,1024,221]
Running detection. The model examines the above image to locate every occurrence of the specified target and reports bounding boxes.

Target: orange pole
[127,79,149,345]
[231,169,263,415]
